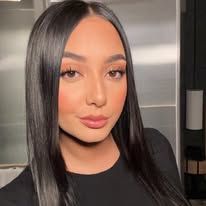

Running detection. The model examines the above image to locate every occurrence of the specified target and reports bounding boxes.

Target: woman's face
[58,15,127,143]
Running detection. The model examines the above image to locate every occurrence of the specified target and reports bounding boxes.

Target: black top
[0,128,184,206]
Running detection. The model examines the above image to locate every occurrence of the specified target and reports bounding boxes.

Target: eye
[107,69,126,79]
[60,67,81,79]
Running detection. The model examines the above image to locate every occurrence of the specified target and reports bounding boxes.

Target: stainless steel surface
[0,0,34,164]
[176,0,181,174]
[0,0,21,2]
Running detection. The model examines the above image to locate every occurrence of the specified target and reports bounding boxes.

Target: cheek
[109,83,127,109]
[58,89,70,113]
[58,86,80,114]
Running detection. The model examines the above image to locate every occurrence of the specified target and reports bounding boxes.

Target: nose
[86,76,107,107]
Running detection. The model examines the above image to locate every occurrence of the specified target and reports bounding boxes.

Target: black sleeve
[0,166,34,206]
[144,128,184,193]
[0,197,15,206]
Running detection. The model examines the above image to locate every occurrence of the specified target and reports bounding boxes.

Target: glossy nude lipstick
[79,115,108,129]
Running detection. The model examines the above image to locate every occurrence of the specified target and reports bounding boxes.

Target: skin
[58,15,127,174]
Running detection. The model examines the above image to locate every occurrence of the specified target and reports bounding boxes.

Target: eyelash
[60,67,126,80]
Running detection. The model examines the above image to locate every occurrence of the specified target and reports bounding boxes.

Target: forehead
[64,15,125,57]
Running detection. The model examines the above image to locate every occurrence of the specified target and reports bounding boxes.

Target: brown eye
[107,69,126,79]
[65,70,77,78]
[60,67,81,79]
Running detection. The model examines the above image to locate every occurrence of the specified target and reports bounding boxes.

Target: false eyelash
[60,68,126,77]
[109,69,126,75]
[60,67,77,76]
[111,69,126,74]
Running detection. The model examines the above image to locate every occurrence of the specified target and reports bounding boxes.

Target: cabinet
[181,0,206,199]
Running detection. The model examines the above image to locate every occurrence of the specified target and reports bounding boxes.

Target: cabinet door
[196,1,206,89]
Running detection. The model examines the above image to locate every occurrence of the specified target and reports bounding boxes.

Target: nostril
[86,87,107,107]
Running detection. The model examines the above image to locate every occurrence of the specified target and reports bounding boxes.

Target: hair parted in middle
[25,1,191,206]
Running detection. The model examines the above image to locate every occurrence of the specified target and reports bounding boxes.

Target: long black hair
[25,0,190,206]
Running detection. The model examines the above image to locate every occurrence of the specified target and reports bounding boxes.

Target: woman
[0,0,191,206]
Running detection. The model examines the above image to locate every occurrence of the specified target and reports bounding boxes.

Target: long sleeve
[0,166,34,206]
[144,128,184,193]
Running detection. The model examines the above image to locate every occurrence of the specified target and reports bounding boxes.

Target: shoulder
[143,128,184,192]
[0,166,35,206]
[143,128,177,172]
[144,128,173,155]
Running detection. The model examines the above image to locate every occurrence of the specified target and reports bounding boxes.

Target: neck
[59,131,120,174]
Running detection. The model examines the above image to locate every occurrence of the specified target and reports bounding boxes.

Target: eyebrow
[63,51,126,63]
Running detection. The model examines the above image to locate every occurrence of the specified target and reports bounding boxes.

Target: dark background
[181,0,206,199]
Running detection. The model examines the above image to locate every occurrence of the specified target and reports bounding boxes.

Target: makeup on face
[60,52,126,83]
[58,15,127,144]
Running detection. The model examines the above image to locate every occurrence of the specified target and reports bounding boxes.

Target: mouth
[79,115,108,129]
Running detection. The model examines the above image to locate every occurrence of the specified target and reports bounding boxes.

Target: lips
[80,115,108,121]
[79,115,108,129]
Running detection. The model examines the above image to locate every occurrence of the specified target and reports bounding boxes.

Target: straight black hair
[25,0,191,206]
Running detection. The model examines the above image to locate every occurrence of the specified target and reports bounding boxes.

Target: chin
[79,135,108,143]
[77,129,111,144]
[60,126,111,144]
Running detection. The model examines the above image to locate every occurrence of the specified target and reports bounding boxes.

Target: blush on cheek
[112,88,127,107]
[58,82,84,115]
[58,89,72,113]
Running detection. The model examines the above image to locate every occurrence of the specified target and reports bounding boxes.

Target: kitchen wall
[0,0,34,164]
